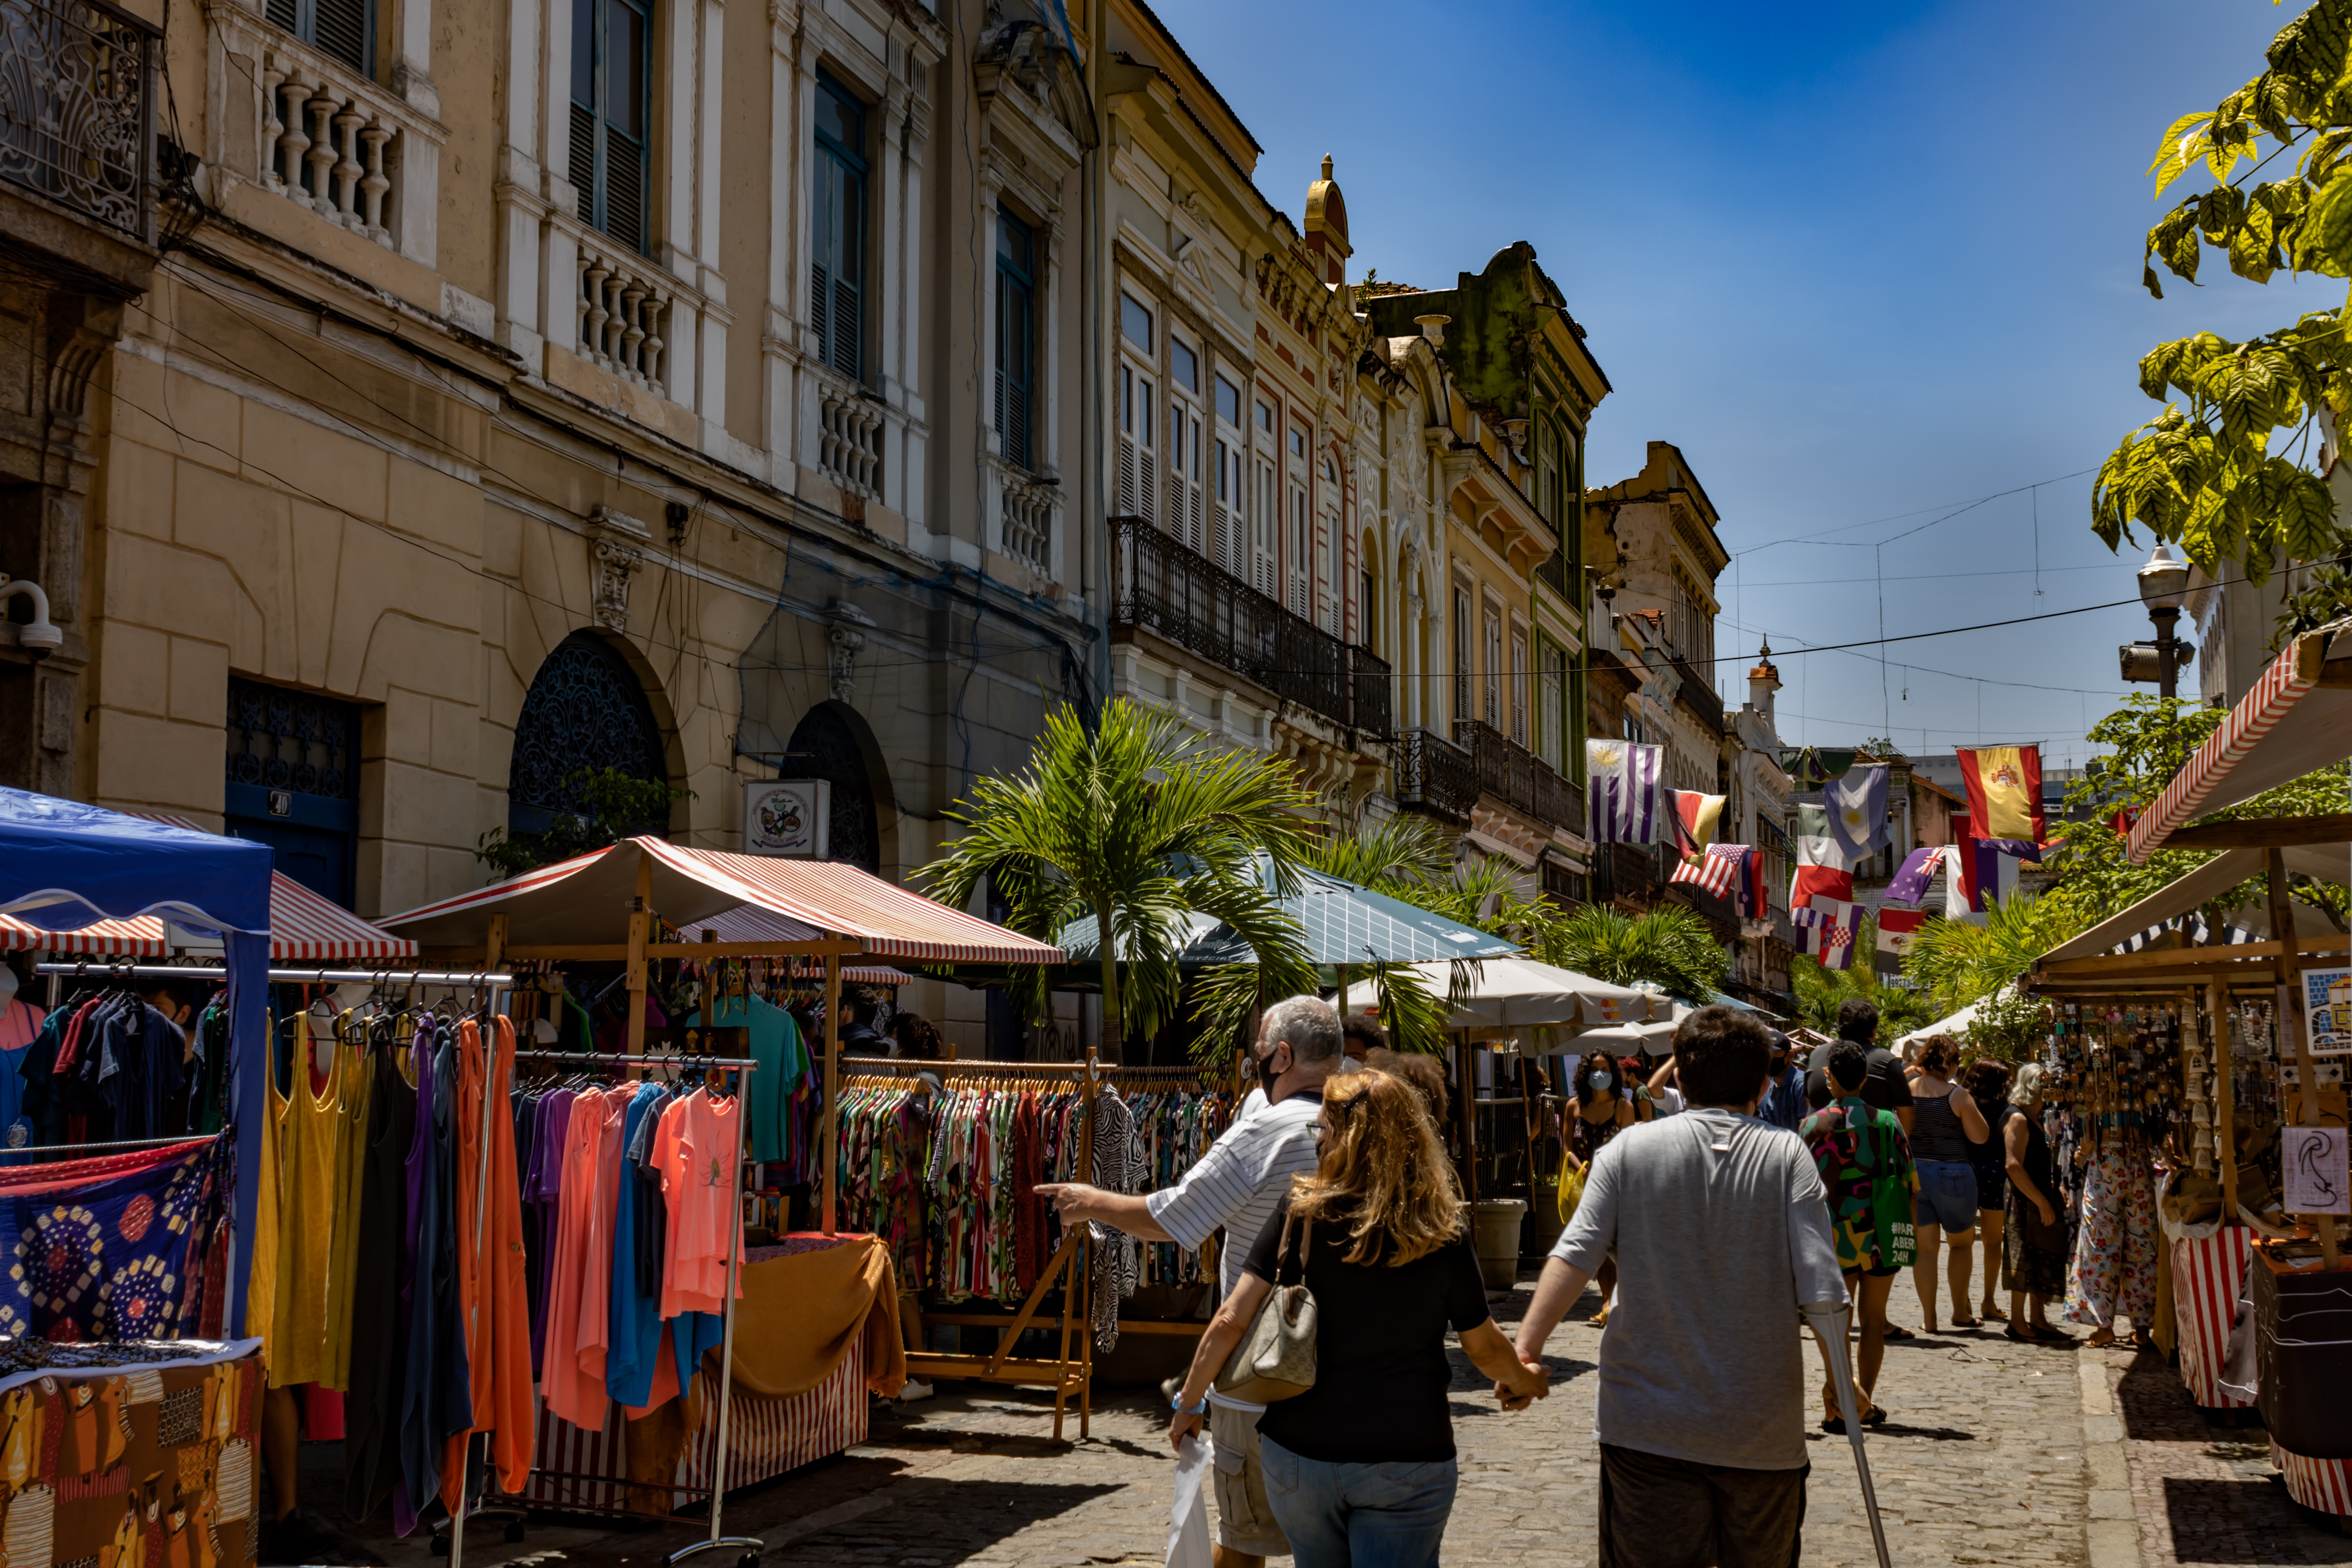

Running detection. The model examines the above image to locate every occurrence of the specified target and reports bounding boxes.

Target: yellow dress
[320,1016,372,1391]
[266,1015,340,1388]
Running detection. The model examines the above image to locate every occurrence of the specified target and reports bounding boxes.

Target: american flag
[1670,842,1747,899]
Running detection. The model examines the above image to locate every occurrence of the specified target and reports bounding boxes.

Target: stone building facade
[9,0,1120,1050]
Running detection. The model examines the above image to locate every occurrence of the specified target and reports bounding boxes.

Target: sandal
[1863,1402,1888,1426]
[1882,1324,1916,1341]
[1951,1315,1981,1329]
[1821,1412,1847,1434]
[1982,1303,2009,1322]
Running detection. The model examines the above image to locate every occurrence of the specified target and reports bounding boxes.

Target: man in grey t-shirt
[1514,1006,1848,1568]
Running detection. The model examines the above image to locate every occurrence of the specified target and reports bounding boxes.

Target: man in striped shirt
[1038,994,1338,1567]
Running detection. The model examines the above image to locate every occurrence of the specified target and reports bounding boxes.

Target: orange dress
[439,1017,535,1499]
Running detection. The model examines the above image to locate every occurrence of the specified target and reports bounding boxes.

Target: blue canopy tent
[0,788,272,1334]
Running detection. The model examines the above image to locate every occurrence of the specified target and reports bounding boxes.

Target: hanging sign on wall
[745,779,829,857]
[2304,967,2352,1056]
[2284,1125,2351,1214]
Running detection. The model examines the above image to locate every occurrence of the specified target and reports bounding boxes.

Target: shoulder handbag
[1213,1213,1318,1404]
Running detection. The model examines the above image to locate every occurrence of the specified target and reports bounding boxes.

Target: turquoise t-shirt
[697,994,797,1164]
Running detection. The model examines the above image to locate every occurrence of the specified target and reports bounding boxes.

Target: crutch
[1801,1300,1891,1568]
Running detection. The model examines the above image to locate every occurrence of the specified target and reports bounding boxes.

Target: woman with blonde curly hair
[1168,1070,1548,1567]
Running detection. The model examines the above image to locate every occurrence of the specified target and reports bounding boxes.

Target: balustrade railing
[573,233,671,393]
[0,0,156,240]
[1394,727,1478,824]
[1111,518,1382,733]
[997,463,1054,575]
[818,379,883,499]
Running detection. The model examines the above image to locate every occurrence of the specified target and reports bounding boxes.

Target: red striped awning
[675,908,917,985]
[378,838,1064,965]
[0,872,417,961]
[2128,623,2352,863]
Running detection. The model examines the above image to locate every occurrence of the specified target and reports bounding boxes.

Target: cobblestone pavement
[2110,1341,2352,1565]
[298,1271,2352,1568]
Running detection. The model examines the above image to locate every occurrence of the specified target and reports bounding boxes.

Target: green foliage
[2100,0,2352,597]
[1791,917,1938,1039]
[1958,988,2056,1068]
[1536,903,1729,1001]
[474,766,692,879]
[2041,694,2350,932]
[920,698,1319,1061]
[1902,895,2088,1017]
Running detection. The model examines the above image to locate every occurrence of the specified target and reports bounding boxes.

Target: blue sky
[1166,0,2340,771]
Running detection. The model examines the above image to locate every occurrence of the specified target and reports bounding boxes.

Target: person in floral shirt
[1799,1038,1917,1432]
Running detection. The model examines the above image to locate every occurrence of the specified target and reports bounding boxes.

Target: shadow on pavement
[2162,1476,2352,1562]
[771,1476,1123,1564]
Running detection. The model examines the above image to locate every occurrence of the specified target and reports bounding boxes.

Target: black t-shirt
[1240,1191,1490,1464]
[1805,1044,1917,1116]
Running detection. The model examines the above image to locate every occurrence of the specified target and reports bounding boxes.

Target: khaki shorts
[1209,1399,1291,1557]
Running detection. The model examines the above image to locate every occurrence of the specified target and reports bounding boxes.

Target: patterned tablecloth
[0,1338,266,1568]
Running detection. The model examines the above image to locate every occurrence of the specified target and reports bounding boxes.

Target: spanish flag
[1956,746,2044,853]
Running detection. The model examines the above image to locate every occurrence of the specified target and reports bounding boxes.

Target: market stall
[375,835,1066,1520]
[0,793,280,1568]
[2028,619,2352,1506]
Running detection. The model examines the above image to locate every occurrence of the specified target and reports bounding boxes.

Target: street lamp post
[2124,544,2194,699]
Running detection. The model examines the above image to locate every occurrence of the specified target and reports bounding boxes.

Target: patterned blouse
[1799,1097,1918,1272]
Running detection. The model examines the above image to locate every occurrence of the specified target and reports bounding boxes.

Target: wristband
[1171,1392,1207,1416]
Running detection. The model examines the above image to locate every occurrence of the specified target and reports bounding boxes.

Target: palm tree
[1790,917,1937,1038]
[922,699,1319,1058]
[1902,893,2086,1016]
[1540,904,1728,1001]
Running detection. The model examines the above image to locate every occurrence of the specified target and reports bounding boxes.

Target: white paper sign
[2283,1125,2352,1215]
[2305,967,2352,1056]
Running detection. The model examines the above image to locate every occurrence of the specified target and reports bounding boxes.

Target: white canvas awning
[1399,956,1666,1030]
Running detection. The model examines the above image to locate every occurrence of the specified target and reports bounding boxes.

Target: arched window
[782,704,881,874]
[508,631,668,838]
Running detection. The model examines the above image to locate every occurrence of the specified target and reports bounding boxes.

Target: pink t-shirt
[654,1090,742,1319]
[0,999,44,1053]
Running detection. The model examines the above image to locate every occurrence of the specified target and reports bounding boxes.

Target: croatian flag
[1588,740,1664,846]
[1824,765,1891,862]
[1800,906,1862,970]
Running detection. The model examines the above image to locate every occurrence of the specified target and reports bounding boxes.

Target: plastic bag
[1557,1166,1587,1225]
[1167,1430,1214,1568]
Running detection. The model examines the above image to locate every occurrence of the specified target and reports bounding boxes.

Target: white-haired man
[1038,993,1340,1567]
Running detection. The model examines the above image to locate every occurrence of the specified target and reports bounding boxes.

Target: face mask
[1256,1043,1286,1097]
[1588,1070,1613,1092]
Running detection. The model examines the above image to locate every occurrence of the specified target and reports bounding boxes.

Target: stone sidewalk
[304,1271,2352,1568]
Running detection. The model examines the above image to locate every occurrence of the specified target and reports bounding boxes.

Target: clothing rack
[834,1049,1103,1440]
[471,1047,763,1568]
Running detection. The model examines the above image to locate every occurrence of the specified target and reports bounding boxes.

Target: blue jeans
[1259,1434,1458,1568]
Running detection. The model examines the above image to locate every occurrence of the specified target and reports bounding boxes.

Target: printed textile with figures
[0,1341,265,1568]
[0,1142,224,1346]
